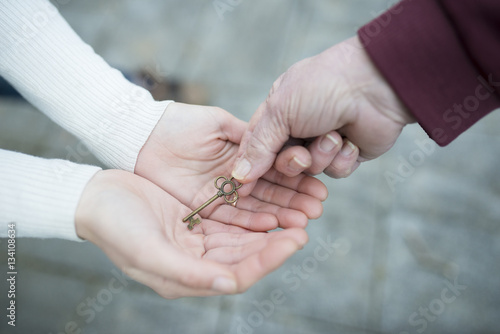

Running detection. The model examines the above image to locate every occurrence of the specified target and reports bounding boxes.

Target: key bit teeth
[187,217,201,230]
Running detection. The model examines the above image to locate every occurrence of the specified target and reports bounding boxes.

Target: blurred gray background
[1,0,500,333]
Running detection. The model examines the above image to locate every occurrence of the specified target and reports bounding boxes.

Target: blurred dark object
[0,70,208,105]
[0,76,22,98]
[132,69,208,105]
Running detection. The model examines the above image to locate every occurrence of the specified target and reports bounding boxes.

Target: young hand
[135,103,328,230]
[75,170,308,299]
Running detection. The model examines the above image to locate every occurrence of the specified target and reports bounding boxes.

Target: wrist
[75,170,109,241]
[351,36,416,125]
[348,36,416,126]
[135,102,175,175]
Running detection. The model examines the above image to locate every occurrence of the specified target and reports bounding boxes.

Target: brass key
[183,176,242,230]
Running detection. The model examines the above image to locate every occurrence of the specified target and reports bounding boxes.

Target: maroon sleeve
[358,0,500,146]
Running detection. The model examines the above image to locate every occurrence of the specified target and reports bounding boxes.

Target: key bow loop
[215,176,242,205]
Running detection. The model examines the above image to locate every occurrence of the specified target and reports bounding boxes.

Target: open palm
[76,170,308,298]
[135,103,327,231]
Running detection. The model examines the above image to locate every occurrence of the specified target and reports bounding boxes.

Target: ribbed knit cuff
[0,149,101,241]
[0,0,172,171]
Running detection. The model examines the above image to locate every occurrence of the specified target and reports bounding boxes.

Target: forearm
[0,0,172,171]
[0,149,101,241]
[359,0,500,145]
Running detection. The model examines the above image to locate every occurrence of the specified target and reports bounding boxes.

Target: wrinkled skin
[233,36,415,183]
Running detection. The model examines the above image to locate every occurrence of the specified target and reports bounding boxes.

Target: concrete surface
[1,1,499,333]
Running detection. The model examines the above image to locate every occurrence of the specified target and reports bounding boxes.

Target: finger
[250,178,324,219]
[235,195,309,228]
[232,99,290,183]
[304,131,342,175]
[324,139,361,178]
[207,205,279,231]
[227,178,256,198]
[205,229,308,265]
[261,168,329,201]
[200,219,256,235]
[204,228,308,252]
[274,145,312,177]
[205,232,268,251]
[231,237,303,293]
[132,231,307,297]
[128,232,238,294]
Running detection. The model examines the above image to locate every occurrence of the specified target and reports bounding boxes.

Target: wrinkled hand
[232,36,415,183]
[75,170,308,298]
[135,102,328,230]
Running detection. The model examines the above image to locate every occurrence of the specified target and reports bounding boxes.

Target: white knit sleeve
[0,149,101,241]
[0,0,172,172]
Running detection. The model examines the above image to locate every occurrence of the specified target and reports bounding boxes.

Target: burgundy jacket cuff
[358,0,500,146]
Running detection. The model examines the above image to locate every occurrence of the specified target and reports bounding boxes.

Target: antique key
[183,176,242,230]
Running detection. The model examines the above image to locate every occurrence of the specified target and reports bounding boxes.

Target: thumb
[232,98,290,183]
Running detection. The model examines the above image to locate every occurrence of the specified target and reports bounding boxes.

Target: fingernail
[341,140,356,156]
[212,276,237,293]
[292,156,308,169]
[319,134,339,152]
[232,158,251,180]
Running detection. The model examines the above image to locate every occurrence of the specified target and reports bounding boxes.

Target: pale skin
[74,33,415,299]
[76,103,328,298]
[134,103,328,230]
[233,36,416,183]
[76,169,309,298]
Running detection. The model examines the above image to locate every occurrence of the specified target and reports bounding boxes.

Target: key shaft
[182,192,221,222]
